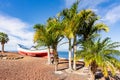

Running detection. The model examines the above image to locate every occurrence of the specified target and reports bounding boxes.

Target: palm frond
[76,37,120,77]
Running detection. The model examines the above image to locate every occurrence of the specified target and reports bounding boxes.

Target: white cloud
[64,0,76,8]
[0,14,34,51]
[64,0,107,8]
[103,5,120,24]
[58,38,68,51]
[64,0,120,25]
[79,0,106,9]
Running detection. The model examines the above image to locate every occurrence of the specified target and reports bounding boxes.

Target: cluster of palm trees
[33,1,120,79]
[0,32,9,53]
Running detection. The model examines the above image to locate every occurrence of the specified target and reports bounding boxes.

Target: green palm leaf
[76,37,120,77]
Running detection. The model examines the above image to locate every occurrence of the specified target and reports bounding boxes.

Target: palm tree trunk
[1,43,4,53]
[73,35,77,70]
[68,39,72,70]
[90,61,98,80]
[89,66,95,80]
[47,46,51,64]
[91,71,95,80]
[52,44,59,71]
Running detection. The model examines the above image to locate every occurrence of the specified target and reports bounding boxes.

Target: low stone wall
[0,54,24,60]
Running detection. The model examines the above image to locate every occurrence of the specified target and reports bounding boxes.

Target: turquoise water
[58,51,68,59]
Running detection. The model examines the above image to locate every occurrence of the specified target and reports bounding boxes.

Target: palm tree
[60,10,74,70]
[60,0,80,70]
[73,9,109,70]
[77,9,109,41]
[47,17,64,71]
[60,1,109,70]
[0,32,9,53]
[33,24,52,64]
[76,38,120,79]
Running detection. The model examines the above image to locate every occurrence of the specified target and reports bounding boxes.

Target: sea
[58,51,68,59]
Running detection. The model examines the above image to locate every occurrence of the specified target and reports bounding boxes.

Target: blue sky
[0,0,120,51]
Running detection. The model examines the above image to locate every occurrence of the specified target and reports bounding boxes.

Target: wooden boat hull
[17,44,53,57]
[18,51,48,57]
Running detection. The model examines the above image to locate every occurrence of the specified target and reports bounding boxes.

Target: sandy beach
[0,52,90,80]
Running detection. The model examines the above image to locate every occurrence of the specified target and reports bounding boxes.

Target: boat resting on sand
[17,44,53,57]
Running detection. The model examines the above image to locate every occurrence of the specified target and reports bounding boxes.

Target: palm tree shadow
[75,61,85,70]
[58,60,85,71]
[58,59,69,71]
[59,61,68,64]
[58,68,68,71]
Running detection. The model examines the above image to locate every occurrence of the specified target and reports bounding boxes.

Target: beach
[0,52,89,80]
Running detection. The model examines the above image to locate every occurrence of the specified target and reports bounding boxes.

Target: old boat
[17,44,53,57]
